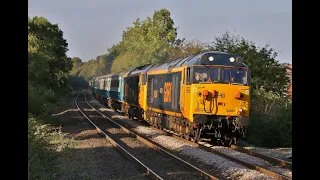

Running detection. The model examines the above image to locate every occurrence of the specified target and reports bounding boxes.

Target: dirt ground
[50,93,149,180]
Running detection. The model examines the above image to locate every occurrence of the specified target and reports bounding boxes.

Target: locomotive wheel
[190,127,202,143]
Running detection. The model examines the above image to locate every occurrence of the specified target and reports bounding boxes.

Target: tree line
[70,9,289,97]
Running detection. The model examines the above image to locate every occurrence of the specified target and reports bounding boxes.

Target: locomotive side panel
[147,72,182,113]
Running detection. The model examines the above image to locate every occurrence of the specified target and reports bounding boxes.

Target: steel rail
[230,145,292,170]
[149,128,292,180]
[75,93,163,180]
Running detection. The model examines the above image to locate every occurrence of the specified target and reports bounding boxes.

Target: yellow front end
[189,84,250,123]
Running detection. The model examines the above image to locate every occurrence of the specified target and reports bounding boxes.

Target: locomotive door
[171,75,179,111]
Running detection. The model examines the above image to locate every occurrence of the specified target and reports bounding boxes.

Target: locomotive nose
[193,85,250,117]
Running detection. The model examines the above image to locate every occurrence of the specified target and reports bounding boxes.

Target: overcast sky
[28,0,292,63]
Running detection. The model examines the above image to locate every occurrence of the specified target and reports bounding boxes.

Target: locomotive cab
[182,52,251,145]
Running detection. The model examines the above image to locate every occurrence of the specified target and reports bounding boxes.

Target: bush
[43,88,57,104]
[28,84,60,115]
[28,114,55,180]
[28,84,46,115]
[244,88,292,147]
[28,113,74,179]
[28,83,74,179]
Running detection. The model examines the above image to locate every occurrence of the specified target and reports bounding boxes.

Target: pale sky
[28,0,292,63]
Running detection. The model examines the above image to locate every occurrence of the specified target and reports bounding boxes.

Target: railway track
[75,92,218,180]
[86,91,292,180]
[156,129,292,180]
[148,126,292,171]
[229,145,292,170]
[130,126,292,180]
[156,129,292,171]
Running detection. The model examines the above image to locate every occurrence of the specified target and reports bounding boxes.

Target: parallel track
[76,92,218,180]
[155,128,292,180]
[229,145,292,170]
[150,127,292,171]
[75,93,162,180]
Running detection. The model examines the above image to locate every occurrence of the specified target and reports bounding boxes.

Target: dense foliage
[207,31,289,96]
[245,87,292,147]
[28,17,73,93]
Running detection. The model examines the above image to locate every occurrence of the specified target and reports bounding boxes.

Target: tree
[74,42,126,79]
[77,59,98,80]
[28,16,72,91]
[72,57,83,71]
[111,52,140,73]
[208,31,289,95]
[95,55,107,76]
[77,9,184,77]
[70,57,83,76]
[167,39,206,61]
[120,8,179,66]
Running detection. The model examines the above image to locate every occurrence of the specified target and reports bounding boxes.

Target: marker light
[229,57,235,62]
[236,57,243,63]
[209,56,214,61]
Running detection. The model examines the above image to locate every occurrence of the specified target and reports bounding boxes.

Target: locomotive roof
[126,64,155,76]
[147,51,248,72]
[92,51,248,81]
